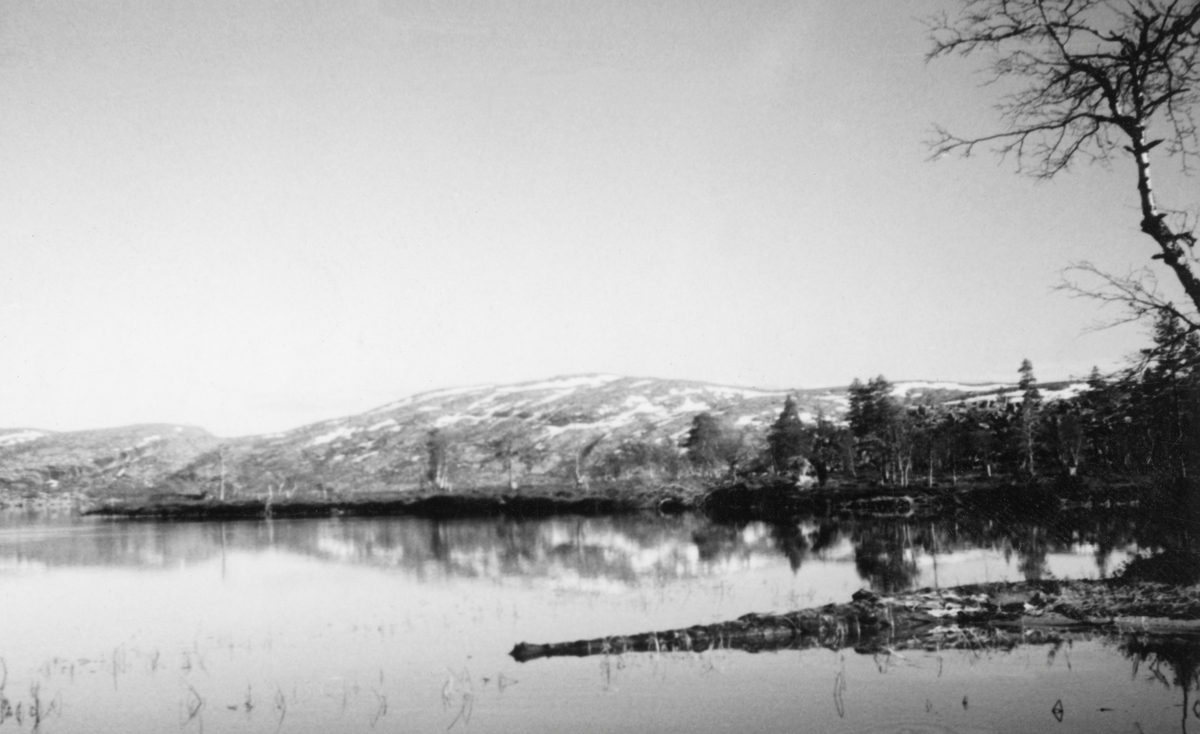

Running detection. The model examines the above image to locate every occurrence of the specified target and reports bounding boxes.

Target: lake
[0,508,1194,733]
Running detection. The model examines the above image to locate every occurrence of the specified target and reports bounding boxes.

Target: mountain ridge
[0,373,1085,502]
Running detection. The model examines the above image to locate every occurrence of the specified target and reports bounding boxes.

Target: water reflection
[0,507,1152,590]
[1120,636,1200,734]
[0,508,1193,734]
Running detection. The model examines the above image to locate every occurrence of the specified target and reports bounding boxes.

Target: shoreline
[62,474,1173,522]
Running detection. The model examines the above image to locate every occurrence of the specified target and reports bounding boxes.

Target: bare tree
[571,434,605,491]
[485,420,545,490]
[928,0,1200,328]
[425,429,454,492]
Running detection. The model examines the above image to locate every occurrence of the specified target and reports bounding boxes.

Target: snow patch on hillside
[367,419,397,432]
[543,396,667,437]
[367,396,414,415]
[311,426,360,446]
[673,397,710,413]
[496,375,621,394]
[949,382,1089,405]
[533,390,575,405]
[892,381,1011,397]
[434,414,475,428]
[0,430,45,447]
[415,384,493,402]
[701,386,789,399]
[1042,384,1090,401]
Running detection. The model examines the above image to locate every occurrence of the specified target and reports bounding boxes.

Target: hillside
[162,375,811,498]
[0,424,220,501]
[1,374,1085,502]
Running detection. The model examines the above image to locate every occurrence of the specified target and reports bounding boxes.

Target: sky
[1,0,1193,437]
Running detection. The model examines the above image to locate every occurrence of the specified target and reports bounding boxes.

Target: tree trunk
[1130,127,1200,317]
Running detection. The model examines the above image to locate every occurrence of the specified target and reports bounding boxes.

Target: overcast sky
[1,0,1190,436]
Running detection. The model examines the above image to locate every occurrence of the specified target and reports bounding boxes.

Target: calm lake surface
[0,509,1194,733]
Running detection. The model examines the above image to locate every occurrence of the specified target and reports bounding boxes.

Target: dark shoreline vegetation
[72,474,1170,522]
[73,474,1199,582]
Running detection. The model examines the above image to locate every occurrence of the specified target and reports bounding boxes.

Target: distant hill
[0,424,220,499]
[0,374,1087,500]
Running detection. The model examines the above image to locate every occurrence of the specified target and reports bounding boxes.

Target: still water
[0,510,1193,733]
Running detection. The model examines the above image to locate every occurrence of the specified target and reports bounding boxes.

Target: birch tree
[928,0,1200,328]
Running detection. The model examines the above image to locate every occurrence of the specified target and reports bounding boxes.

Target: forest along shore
[510,579,1200,663]
[74,474,1161,522]
[76,476,1199,590]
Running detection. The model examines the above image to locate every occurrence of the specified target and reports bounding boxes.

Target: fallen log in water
[510,580,1200,663]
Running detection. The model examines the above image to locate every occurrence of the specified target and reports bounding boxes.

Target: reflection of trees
[996,522,1050,582]
[853,523,918,592]
[691,523,743,563]
[0,500,1180,592]
[808,521,841,557]
[1119,636,1200,734]
[767,522,809,572]
[684,503,1177,590]
[1121,488,1200,586]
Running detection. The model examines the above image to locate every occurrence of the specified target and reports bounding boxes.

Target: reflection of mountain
[0,508,1158,593]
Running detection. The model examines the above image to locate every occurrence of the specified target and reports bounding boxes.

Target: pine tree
[1136,313,1200,478]
[809,410,846,486]
[683,413,724,476]
[766,395,811,474]
[848,376,895,439]
[847,376,901,482]
[1080,367,1121,473]
[1016,359,1041,477]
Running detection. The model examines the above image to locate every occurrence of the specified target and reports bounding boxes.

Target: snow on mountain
[0,430,47,447]
[2,374,1090,499]
[160,375,829,496]
[186,374,1090,496]
[889,381,1012,398]
[0,424,220,497]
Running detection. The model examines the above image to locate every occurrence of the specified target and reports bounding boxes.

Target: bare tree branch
[928,0,1200,321]
[1056,260,1199,332]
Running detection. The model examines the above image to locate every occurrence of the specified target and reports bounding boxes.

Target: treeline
[203,313,1196,497]
[685,313,1199,488]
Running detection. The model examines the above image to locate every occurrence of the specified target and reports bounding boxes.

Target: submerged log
[510,581,1200,663]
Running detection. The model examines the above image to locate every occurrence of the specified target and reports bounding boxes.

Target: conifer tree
[1017,359,1042,477]
[847,376,902,481]
[1080,366,1122,473]
[1136,313,1200,477]
[848,377,896,440]
[683,413,724,476]
[766,395,811,474]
